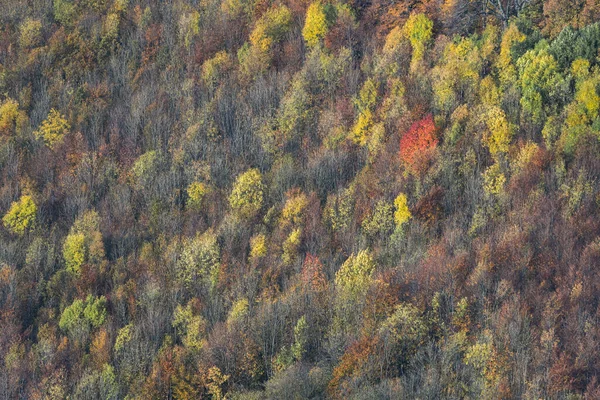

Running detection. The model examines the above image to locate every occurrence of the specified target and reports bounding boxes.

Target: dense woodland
[2,0,600,398]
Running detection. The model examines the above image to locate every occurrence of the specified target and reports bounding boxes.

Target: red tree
[399,114,438,172]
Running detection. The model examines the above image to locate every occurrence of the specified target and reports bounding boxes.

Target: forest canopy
[1,0,600,398]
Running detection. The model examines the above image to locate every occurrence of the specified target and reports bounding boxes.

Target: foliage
[399,114,438,171]
[404,13,433,70]
[303,1,333,48]
[3,195,36,235]
[229,169,264,219]
[186,181,208,210]
[250,5,292,52]
[394,193,411,228]
[34,109,70,149]
[20,19,42,48]
[3,1,600,399]
[0,98,27,135]
[177,230,220,290]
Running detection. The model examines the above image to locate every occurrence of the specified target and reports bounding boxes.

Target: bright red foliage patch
[399,114,438,170]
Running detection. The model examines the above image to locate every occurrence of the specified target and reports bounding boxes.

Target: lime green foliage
[178,229,220,289]
[274,315,309,372]
[362,200,394,239]
[379,303,427,357]
[34,109,70,149]
[250,5,292,52]
[394,193,411,227]
[186,181,209,210]
[54,0,76,26]
[3,195,36,235]
[63,232,85,274]
[227,298,249,325]
[302,1,334,48]
[59,298,85,333]
[282,228,302,265]
[114,323,133,353]
[479,76,501,107]
[517,44,565,122]
[249,233,267,260]
[179,11,201,48]
[229,168,264,219]
[59,295,107,333]
[132,150,159,184]
[335,250,375,301]
[202,51,230,87]
[291,315,308,360]
[432,36,483,112]
[63,211,105,275]
[277,74,312,144]
[173,302,207,351]
[221,0,249,19]
[84,295,107,328]
[20,19,42,48]
[404,13,433,71]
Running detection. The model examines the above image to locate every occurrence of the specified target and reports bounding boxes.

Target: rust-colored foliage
[413,185,444,225]
[399,114,438,173]
[328,335,381,399]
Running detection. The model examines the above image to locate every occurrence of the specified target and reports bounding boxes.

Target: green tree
[229,168,264,219]
[404,13,433,71]
[517,43,566,123]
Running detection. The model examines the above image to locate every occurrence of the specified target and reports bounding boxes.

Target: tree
[34,109,70,149]
[177,230,220,290]
[303,1,335,48]
[517,43,566,123]
[335,250,375,303]
[186,181,209,210]
[497,23,525,88]
[173,301,207,351]
[0,98,27,136]
[19,19,42,48]
[62,211,105,275]
[482,106,514,158]
[3,195,36,235]
[404,13,433,71]
[481,0,533,27]
[394,193,411,228]
[399,114,438,172]
[229,169,264,219]
[250,5,293,52]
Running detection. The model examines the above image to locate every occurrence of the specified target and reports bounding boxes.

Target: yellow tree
[303,1,330,48]
[3,195,37,235]
[229,168,264,219]
[34,109,70,149]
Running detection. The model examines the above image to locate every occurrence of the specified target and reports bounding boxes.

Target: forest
[1,0,600,398]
